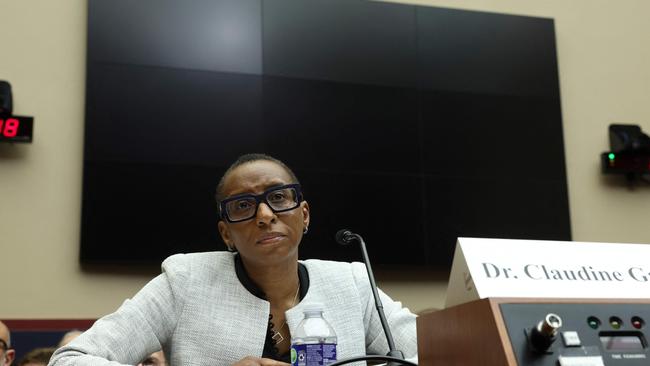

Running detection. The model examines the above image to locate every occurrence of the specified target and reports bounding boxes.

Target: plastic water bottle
[291,303,338,366]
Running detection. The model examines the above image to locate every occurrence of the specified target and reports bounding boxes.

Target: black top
[234,254,310,362]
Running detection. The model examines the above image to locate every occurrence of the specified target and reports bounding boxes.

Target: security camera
[602,124,650,180]
[0,81,12,116]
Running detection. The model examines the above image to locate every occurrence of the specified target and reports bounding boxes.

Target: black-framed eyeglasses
[219,183,303,223]
[0,339,9,351]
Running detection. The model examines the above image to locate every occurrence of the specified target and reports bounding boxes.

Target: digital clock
[0,115,33,143]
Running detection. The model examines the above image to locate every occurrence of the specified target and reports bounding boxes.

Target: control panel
[501,303,649,366]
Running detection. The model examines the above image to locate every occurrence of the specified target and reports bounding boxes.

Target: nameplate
[445,238,650,308]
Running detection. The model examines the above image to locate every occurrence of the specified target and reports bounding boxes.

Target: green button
[587,316,601,329]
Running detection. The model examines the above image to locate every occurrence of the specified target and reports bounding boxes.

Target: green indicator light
[587,316,601,329]
[608,153,615,160]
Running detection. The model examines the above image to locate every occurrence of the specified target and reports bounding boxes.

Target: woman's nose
[256,202,276,225]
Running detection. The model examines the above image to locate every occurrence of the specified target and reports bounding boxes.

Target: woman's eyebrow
[227,181,287,197]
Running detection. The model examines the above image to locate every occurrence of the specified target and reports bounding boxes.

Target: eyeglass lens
[225,186,299,221]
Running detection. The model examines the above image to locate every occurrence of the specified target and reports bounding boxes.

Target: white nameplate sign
[445,237,650,308]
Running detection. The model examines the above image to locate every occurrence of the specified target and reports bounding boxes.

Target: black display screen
[81,0,571,267]
[600,333,646,351]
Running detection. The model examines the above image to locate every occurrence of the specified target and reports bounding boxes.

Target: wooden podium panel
[417,298,516,365]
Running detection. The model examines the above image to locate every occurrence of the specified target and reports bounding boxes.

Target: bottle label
[291,343,337,366]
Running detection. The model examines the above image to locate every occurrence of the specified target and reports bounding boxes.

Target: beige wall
[1,0,649,318]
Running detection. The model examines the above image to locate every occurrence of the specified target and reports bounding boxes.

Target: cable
[327,355,418,366]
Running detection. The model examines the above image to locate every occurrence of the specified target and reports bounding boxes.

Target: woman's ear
[218,220,233,249]
[301,201,310,230]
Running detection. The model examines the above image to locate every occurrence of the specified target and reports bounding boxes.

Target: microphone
[335,229,406,365]
[334,229,355,245]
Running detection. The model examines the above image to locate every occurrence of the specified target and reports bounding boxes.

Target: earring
[303,226,309,235]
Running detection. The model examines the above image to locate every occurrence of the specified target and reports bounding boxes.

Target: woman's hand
[232,356,291,366]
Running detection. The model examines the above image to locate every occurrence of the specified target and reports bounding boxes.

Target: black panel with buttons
[500,303,649,366]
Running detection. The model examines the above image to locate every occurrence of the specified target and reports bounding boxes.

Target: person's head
[57,330,83,347]
[137,350,166,366]
[0,321,15,366]
[216,153,310,267]
[17,347,55,366]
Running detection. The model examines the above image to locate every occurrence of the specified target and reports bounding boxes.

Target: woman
[49,154,417,366]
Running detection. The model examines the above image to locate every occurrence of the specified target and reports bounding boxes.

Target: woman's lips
[257,232,285,244]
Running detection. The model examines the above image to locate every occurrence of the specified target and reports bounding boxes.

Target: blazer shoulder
[302,259,369,287]
[161,251,234,280]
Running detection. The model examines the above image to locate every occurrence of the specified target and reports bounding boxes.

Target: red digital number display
[0,118,20,137]
[0,116,33,143]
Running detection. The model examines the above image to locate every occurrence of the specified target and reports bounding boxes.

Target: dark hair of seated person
[215,153,300,204]
[18,347,56,366]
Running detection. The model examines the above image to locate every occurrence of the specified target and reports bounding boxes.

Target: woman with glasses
[50,154,417,366]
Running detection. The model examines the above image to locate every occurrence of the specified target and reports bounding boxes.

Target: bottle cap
[302,302,325,313]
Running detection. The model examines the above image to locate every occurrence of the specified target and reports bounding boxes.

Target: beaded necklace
[270,283,300,344]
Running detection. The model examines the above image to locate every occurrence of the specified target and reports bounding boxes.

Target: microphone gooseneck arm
[327,355,417,366]
[335,229,403,360]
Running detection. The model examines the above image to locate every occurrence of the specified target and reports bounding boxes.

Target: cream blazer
[49,252,417,366]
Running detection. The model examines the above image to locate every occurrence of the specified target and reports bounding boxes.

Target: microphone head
[335,229,354,245]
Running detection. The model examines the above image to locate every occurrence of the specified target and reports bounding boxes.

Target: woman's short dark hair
[214,153,300,205]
